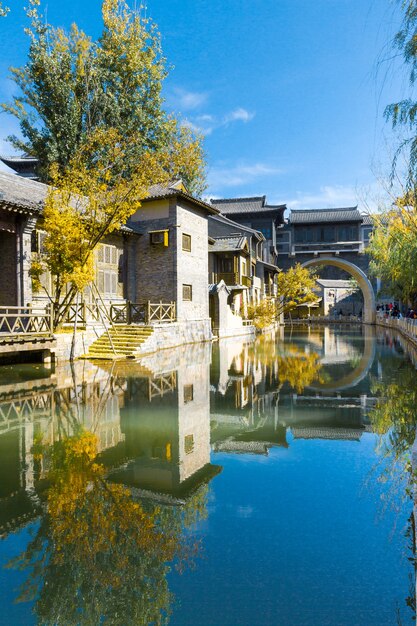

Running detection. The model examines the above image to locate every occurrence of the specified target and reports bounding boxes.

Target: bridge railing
[0,306,53,338]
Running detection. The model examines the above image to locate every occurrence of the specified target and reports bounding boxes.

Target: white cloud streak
[287,185,360,210]
[169,87,208,111]
[183,107,255,136]
[207,162,283,191]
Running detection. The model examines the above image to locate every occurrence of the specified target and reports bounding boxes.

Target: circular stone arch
[301,256,376,324]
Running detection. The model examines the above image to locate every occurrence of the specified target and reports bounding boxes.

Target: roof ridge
[291,206,358,213]
[211,196,265,203]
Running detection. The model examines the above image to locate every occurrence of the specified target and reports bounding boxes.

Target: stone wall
[176,201,209,321]
[53,325,106,363]
[133,319,213,356]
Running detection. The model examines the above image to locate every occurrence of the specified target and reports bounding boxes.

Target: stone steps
[83,325,154,360]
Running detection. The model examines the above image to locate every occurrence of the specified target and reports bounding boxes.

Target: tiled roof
[209,235,248,253]
[0,170,46,213]
[290,207,361,224]
[147,180,185,197]
[316,279,353,289]
[361,214,373,226]
[144,180,219,215]
[361,213,386,226]
[209,213,265,240]
[211,196,286,215]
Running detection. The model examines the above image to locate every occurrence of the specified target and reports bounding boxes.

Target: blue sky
[0,0,409,209]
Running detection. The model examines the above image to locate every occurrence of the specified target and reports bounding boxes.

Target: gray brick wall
[129,197,177,305]
[0,228,17,306]
[128,197,209,322]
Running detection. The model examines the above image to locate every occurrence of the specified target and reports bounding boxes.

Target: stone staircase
[83,325,154,360]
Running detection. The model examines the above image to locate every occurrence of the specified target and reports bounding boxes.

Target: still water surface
[0,325,416,625]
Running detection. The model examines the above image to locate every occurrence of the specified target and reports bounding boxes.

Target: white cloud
[169,87,208,111]
[224,108,255,124]
[207,162,284,191]
[286,184,386,213]
[182,107,255,137]
[287,185,360,210]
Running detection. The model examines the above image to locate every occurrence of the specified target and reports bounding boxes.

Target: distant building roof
[210,195,286,216]
[209,213,265,240]
[290,207,361,224]
[0,154,39,180]
[0,170,46,214]
[316,279,353,289]
[143,180,219,215]
[361,213,387,226]
[361,213,373,226]
[209,235,249,253]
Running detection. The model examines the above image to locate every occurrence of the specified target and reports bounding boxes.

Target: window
[183,284,192,301]
[182,233,191,252]
[184,435,194,455]
[319,226,335,242]
[150,230,169,246]
[183,384,194,403]
[338,226,357,241]
[97,243,122,298]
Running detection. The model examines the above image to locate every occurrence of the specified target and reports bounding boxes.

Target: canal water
[0,325,415,625]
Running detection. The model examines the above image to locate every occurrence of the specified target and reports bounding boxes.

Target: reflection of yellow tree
[277,346,323,393]
[370,367,417,471]
[369,367,417,623]
[10,430,203,625]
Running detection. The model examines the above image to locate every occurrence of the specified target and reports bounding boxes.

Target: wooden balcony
[210,273,252,288]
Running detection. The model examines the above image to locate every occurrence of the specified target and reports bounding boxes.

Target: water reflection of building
[108,345,221,502]
[0,344,221,535]
[210,336,288,454]
[209,327,378,454]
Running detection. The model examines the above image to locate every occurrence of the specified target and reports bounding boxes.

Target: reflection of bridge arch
[310,326,376,392]
[301,256,375,324]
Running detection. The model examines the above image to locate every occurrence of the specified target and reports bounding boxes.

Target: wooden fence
[0,306,53,338]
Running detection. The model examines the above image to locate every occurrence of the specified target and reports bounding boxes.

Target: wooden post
[147,301,151,324]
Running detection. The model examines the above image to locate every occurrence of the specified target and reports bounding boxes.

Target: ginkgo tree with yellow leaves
[247,265,319,328]
[31,126,198,330]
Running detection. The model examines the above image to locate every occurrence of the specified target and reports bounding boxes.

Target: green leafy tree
[2,0,206,195]
[384,1,417,187]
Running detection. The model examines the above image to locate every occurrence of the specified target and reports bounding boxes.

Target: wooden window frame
[149,230,169,247]
[182,233,192,252]
[182,284,192,301]
[183,384,194,403]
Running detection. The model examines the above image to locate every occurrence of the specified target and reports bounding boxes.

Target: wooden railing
[211,273,252,288]
[0,306,53,338]
[110,301,176,325]
[110,302,147,324]
[148,301,176,323]
[61,300,177,327]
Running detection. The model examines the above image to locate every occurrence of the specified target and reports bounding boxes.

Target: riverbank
[375,314,417,351]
